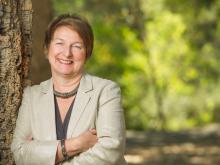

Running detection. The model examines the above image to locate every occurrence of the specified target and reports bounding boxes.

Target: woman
[11,14,126,165]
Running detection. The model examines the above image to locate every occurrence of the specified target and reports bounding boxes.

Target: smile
[57,59,73,65]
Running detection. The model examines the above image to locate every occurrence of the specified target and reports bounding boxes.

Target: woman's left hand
[26,135,33,141]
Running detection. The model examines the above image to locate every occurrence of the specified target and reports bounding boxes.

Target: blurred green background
[32,0,220,132]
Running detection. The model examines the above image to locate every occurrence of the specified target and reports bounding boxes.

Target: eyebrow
[53,38,83,44]
[53,38,64,41]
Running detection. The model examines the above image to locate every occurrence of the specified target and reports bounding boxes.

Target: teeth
[59,59,73,64]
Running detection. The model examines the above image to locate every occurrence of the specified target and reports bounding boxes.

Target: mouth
[57,58,73,65]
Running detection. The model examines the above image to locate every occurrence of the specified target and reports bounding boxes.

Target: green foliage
[52,0,220,131]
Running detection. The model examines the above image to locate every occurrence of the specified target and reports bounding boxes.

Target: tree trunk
[0,0,32,164]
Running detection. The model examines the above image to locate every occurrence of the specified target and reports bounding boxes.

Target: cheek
[48,44,61,55]
[47,50,57,64]
[48,48,59,60]
[79,51,87,61]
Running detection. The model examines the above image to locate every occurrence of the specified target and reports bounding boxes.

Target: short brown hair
[44,14,94,58]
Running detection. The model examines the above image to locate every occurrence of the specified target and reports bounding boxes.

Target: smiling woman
[11,14,127,165]
[48,26,86,78]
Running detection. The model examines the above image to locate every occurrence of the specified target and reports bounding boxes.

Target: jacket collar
[40,73,93,95]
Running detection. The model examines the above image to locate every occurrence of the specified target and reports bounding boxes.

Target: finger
[89,128,97,134]
[26,135,33,141]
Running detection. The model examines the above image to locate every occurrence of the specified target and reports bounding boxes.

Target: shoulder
[22,79,51,96]
[84,74,121,99]
[84,74,122,107]
[85,73,120,90]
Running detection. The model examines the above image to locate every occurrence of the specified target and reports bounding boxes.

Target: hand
[26,135,33,141]
[66,129,98,156]
[76,128,98,152]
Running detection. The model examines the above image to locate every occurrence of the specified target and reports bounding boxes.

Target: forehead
[53,26,82,41]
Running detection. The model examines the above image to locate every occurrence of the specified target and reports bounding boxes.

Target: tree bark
[0,0,32,164]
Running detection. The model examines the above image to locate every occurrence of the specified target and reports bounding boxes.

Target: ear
[44,46,48,59]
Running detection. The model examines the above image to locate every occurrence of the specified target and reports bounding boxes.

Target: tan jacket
[11,74,127,165]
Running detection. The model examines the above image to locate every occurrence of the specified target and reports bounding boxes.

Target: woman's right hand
[66,129,98,156]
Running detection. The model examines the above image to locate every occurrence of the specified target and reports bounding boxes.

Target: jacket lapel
[40,79,57,139]
[67,74,93,137]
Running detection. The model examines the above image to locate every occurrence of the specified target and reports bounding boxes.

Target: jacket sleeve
[11,87,59,165]
[68,82,126,165]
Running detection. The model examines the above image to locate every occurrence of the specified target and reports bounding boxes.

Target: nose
[63,45,72,57]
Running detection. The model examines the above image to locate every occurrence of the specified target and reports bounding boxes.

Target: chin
[61,71,81,77]
[61,72,74,76]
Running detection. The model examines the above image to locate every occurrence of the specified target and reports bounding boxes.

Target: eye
[72,44,83,50]
[55,42,63,45]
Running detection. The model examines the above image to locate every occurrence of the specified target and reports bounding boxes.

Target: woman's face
[48,26,86,78]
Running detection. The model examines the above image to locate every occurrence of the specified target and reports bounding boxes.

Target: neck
[52,73,82,92]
